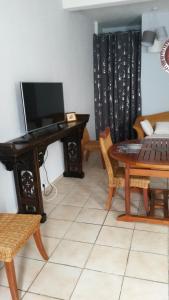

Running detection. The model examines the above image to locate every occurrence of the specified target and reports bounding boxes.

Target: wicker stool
[0,214,48,300]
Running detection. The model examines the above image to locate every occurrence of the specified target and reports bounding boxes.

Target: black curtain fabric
[93,31,142,142]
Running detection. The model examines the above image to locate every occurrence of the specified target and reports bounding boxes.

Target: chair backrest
[99,128,114,185]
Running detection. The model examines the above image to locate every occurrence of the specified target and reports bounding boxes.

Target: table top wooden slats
[110,139,169,168]
[138,139,169,164]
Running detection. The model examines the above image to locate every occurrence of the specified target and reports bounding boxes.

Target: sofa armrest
[133,116,145,139]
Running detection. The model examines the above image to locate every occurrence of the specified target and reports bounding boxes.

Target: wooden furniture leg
[125,165,130,214]
[100,151,106,169]
[85,150,90,161]
[143,188,149,214]
[105,187,116,210]
[33,228,49,260]
[5,261,19,300]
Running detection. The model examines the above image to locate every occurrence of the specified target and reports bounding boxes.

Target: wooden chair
[0,214,48,300]
[81,127,105,167]
[99,128,150,211]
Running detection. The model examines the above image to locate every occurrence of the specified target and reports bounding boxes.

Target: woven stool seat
[0,213,48,300]
[0,214,41,262]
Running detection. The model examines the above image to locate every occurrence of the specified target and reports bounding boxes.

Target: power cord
[42,150,58,202]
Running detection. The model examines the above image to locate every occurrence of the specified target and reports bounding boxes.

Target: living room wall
[0,0,94,211]
[141,12,169,115]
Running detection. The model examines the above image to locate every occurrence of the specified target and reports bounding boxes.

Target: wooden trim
[118,214,169,225]
[129,168,169,178]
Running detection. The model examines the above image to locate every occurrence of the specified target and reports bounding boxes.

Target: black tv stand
[0,114,89,223]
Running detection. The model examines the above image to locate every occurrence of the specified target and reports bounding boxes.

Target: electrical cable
[42,150,58,202]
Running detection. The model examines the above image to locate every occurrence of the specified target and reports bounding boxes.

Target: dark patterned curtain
[93,31,142,142]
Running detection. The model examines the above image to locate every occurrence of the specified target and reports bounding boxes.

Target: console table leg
[13,149,46,222]
[62,126,85,178]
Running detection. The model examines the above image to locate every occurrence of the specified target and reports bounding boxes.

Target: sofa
[133,111,169,139]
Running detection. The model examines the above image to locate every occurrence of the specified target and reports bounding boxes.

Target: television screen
[21,82,65,132]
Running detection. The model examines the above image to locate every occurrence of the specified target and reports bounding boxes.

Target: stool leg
[100,151,105,169]
[5,260,19,300]
[143,188,149,214]
[33,228,49,260]
[85,150,90,161]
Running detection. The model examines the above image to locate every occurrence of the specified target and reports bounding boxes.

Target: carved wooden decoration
[160,39,169,73]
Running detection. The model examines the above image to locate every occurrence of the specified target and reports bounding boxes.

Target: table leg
[125,165,130,214]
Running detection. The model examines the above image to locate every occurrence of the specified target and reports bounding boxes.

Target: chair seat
[112,167,150,189]
[0,214,41,262]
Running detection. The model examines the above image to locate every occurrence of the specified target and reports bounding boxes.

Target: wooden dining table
[109,138,169,225]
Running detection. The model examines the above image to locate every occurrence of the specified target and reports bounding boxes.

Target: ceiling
[77,0,169,27]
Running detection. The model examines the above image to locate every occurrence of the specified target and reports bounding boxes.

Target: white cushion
[154,122,169,134]
[140,120,154,136]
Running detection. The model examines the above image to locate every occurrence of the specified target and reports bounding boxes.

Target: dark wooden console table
[0,114,89,222]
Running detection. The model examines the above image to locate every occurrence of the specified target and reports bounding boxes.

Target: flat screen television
[21,82,65,132]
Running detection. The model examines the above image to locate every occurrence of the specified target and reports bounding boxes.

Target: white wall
[141,12,169,115]
[0,0,94,212]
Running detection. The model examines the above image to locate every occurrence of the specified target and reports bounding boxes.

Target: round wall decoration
[160,39,169,73]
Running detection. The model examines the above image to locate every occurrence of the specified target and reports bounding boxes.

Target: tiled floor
[1,154,169,299]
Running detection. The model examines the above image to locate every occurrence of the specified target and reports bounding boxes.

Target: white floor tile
[86,244,128,275]
[23,292,59,299]
[126,251,168,283]
[111,197,139,214]
[29,263,81,300]
[18,236,60,260]
[96,226,133,249]
[71,269,122,300]
[120,277,168,300]
[0,286,24,300]
[84,191,107,209]
[0,257,44,291]
[50,240,92,267]
[131,230,168,255]
[48,205,81,221]
[15,159,169,299]
[65,222,101,243]
[41,219,72,238]
[104,211,135,229]
[135,222,168,234]
[43,202,56,215]
[76,208,107,225]
[61,189,90,207]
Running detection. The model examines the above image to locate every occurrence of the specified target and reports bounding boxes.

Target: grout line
[68,224,104,299]
[118,222,135,300]
[22,290,63,299]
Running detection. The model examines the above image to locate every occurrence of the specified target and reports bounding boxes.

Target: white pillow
[154,122,169,134]
[140,120,154,136]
